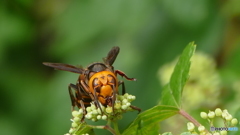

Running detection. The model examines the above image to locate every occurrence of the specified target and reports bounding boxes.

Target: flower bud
[72,110,81,117]
[199,132,207,135]
[85,113,92,119]
[92,110,98,115]
[200,112,208,119]
[220,130,227,135]
[114,102,121,109]
[118,95,124,101]
[124,93,129,98]
[121,105,128,110]
[131,95,136,100]
[128,95,136,101]
[86,107,92,112]
[122,99,128,104]
[78,109,83,114]
[215,108,222,116]
[126,102,131,107]
[198,125,205,132]
[222,109,228,114]
[91,118,97,122]
[73,117,81,123]
[69,128,74,134]
[225,114,232,121]
[187,122,195,131]
[91,104,96,110]
[222,112,227,119]
[97,115,102,120]
[102,115,107,120]
[106,107,113,114]
[231,118,238,126]
[97,108,102,114]
[71,122,78,128]
[208,111,215,119]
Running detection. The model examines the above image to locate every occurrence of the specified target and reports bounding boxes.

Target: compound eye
[107,74,116,84]
[93,78,99,86]
[88,71,95,78]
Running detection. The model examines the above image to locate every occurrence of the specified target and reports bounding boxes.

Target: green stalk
[88,125,116,135]
[179,109,209,133]
[112,120,121,135]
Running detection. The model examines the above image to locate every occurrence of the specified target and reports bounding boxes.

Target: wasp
[43,46,140,117]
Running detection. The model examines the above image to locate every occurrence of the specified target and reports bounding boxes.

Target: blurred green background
[1,0,240,135]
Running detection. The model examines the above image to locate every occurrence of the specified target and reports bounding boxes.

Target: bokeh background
[1,0,240,135]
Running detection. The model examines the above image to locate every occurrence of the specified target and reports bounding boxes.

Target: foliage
[1,1,240,135]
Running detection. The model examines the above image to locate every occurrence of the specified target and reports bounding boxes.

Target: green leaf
[122,105,179,135]
[160,84,175,107]
[122,43,196,135]
[74,122,95,135]
[161,42,196,108]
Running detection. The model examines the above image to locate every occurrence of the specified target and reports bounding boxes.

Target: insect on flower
[43,46,141,120]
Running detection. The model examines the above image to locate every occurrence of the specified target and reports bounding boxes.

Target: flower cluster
[187,108,238,135]
[65,93,137,135]
[83,93,136,122]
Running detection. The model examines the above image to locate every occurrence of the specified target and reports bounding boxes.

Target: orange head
[89,71,118,106]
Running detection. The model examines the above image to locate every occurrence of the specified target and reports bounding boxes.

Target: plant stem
[179,109,200,126]
[112,120,121,135]
[88,125,116,135]
[179,109,209,133]
[104,125,116,135]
